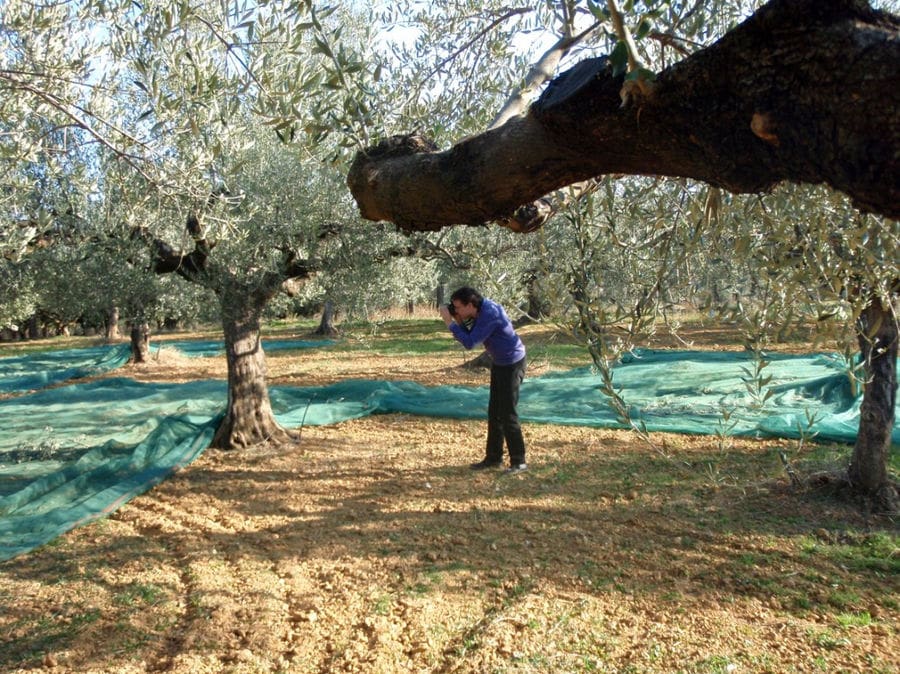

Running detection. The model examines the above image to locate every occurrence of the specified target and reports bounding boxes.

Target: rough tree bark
[462,351,493,370]
[106,306,120,340]
[849,298,899,509]
[210,280,296,449]
[347,0,899,230]
[130,321,150,364]
[520,269,551,325]
[26,315,40,339]
[314,300,339,336]
[139,214,314,450]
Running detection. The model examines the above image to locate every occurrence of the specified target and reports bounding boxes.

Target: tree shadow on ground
[1,423,896,672]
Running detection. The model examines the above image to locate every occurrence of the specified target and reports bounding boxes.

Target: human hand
[438,305,454,326]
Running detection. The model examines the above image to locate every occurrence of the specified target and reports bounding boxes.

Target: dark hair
[450,286,483,309]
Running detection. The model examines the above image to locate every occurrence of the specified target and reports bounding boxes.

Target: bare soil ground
[1,320,897,673]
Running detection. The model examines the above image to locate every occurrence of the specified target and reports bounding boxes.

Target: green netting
[0,413,219,562]
[1,349,897,562]
[0,378,226,561]
[0,338,331,394]
[0,344,131,394]
[273,350,895,444]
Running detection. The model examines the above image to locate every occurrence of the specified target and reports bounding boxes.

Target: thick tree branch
[486,17,603,233]
[489,20,601,130]
[347,0,900,231]
[278,248,318,287]
[132,213,213,282]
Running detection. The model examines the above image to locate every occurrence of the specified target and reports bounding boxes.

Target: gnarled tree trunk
[314,300,339,336]
[27,314,40,339]
[106,305,120,340]
[141,212,316,451]
[849,298,899,509]
[130,322,150,363]
[462,351,493,370]
[211,283,294,449]
[519,269,551,325]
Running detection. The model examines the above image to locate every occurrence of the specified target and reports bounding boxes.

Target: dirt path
[1,325,897,673]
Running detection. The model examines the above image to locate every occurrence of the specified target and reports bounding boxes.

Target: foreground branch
[347,0,899,231]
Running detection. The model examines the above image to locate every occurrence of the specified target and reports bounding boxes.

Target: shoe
[505,463,528,475]
[470,459,503,470]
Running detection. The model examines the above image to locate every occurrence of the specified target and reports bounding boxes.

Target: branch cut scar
[750,111,780,146]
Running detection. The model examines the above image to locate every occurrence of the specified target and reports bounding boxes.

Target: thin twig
[779,450,802,488]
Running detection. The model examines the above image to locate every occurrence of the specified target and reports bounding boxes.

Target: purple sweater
[449,299,525,366]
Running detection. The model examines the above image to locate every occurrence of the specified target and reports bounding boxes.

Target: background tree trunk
[849,298,899,509]
[211,284,294,449]
[519,269,550,325]
[462,351,493,370]
[130,322,150,363]
[27,314,40,340]
[314,300,339,336]
[106,305,120,340]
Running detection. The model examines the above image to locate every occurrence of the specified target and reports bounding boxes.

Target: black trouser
[485,356,526,464]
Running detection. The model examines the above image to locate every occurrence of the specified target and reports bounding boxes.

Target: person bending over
[439,286,528,474]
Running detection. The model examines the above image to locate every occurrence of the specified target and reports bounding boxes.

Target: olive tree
[348,0,899,505]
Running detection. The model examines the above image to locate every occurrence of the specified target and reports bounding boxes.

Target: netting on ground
[0,338,332,394]
[0,344,131,394]
[1,349,897,561]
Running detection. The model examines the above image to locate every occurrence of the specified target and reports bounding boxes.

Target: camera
[446,302,457,316]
